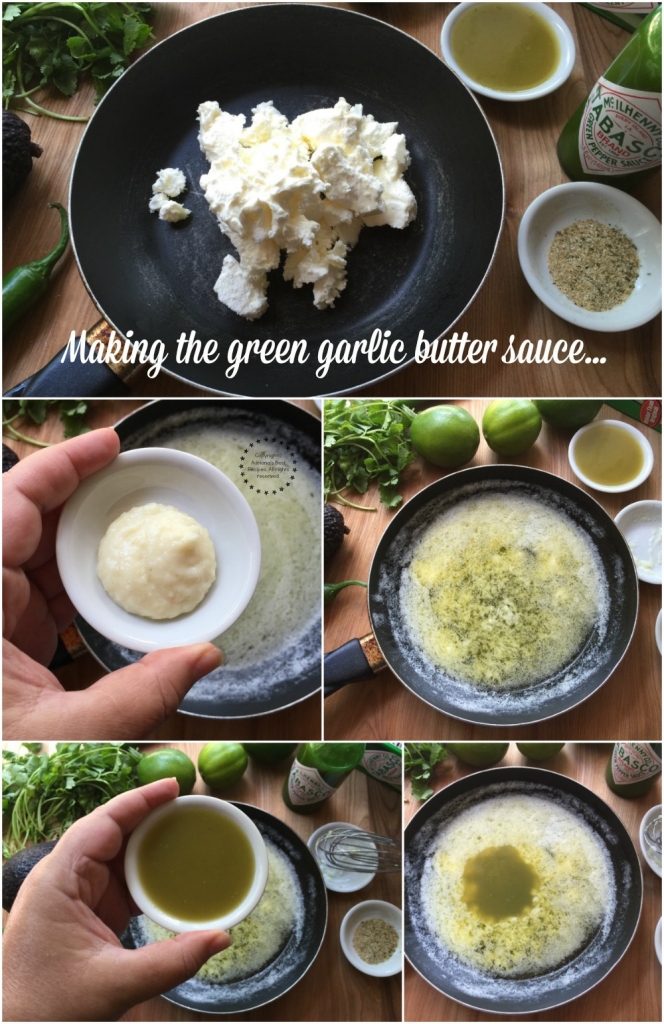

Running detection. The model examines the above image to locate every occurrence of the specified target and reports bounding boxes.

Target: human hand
[3,429,223,739]
[2,778,231,1022]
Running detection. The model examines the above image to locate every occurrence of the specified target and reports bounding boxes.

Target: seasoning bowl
[614,500,662,585]
[125,795,269,933]
[308,822,375,893]
[656,918,662,965]
[639,804,662,878]
[56,447,261,653]
[656,610,662,655]
[441,2,575,102]
[568,419,654,494]
[340,900,402,977]
[518,182,662,331]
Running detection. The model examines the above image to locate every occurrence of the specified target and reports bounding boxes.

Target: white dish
[656,610,662,655]
[56,447,261,652]
[124,795,269,932]
[308,822,375,893]
[639,803,662,879]
[340,900,402,977]
[568,419,654,494]
[440,2,575,102]
[518,182,662,331]
[614,500,662,585]
[656,918,662,965]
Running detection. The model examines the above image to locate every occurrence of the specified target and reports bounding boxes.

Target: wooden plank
[403,742,662,1023]
[3,3,659,396]
[323,399,662,741]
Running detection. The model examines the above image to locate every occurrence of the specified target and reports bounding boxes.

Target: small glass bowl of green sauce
[125,796,268,932]
[441,2,575,102]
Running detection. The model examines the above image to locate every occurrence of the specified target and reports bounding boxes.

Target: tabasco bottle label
[592,3,660,12]
[578,77,662,175]
[361,750,402,786]
[288,760,336,806]
[610,742,663,785]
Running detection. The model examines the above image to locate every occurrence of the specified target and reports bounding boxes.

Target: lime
[198,742,248,790]
[137,748,196,795]
[516,742,565,760]
[446,742,510,767]
[534,400,603,430]
[243,743,298,764]
[410,405,480,468]
[482,400,542,456]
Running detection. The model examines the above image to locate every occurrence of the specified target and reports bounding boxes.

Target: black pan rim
[404,765,644,1016]
[138,800,329,1015]
[67,2,505,397]
[366,464,639,727]
[74,398,322,719]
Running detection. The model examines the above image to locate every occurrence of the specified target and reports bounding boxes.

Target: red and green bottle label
[592,3,660,12]
[360,750,402,787]
[287,759,336,807]
[578,76,662,175]
[610,742,663,785]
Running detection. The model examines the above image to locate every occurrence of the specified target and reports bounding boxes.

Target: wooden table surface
[116,742,402,1023]
[324,400,662,742]
[403,741,662,1022]
[2,2,660,398]
[3,399,323,742]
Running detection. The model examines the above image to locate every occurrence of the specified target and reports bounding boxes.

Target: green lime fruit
[243,743,298,764]
[482,399,542,456]
[137,748,196,795]
[446,742,510,767]
[198,742,248,789]
[534,400,603,430]
[516,742,565,760]
[410,405,480,468]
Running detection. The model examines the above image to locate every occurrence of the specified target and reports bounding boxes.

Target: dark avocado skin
[3,840,57,911]
[3,110,42,206]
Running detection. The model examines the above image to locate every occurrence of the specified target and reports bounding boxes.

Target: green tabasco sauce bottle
[605,742,662,797]
[282,742,365,814]
[557,5,662,188]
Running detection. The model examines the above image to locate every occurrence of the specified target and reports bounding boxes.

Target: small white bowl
[518,182,662,331]
[656,918,662,965]
[56,448,261,653]
[125,795,268,932]
[340,900,402,978]
[568,419,654,494]
[441,2,575,102]
[656,610,662,655]
[308,822,375,893]
[639,804,662,879]
[615,500,662,584]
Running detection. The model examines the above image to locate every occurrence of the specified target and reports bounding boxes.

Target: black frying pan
[122,802,328,1015]
[404,767,642,1015]
[72,399,322,719]
[325,465,639,726]
[7,3,503,399]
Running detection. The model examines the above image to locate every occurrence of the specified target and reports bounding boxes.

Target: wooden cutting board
[324,400,662,741]
[403,742,662,1023]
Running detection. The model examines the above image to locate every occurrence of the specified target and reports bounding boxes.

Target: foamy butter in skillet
[155,424,320,666]
[423,794,612,977]
[401,493,605,689]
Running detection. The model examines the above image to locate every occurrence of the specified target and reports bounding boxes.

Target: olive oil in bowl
[570,420,653,492]
[125,796,268,931]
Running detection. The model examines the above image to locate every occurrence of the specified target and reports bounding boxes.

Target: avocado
[3,110,42,206]
[324,504,350,564]
[2,840,57,911]
[2,444,19,473]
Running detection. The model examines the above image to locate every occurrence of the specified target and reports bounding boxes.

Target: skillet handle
[4,320,132,398]
[48,623,89,672]
[324,633,386,697]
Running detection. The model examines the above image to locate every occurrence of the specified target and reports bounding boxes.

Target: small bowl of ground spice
[340,900,402,977]
[518,182,661,332]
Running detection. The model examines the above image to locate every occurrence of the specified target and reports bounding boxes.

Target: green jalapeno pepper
[324,580,367,605]
[3,202,69,330]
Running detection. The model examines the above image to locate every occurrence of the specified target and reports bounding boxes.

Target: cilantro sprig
[404,742,449,801]
[3,742,143,858]
[3,398,90,446]
[3,2,154,121]
[324,399,417,510]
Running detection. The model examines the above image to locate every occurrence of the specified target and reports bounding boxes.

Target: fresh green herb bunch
[3,398,89,446]
[324,399,417,510]
[3,742,143,858]
[404,742,448,801]
[3,2,154,121]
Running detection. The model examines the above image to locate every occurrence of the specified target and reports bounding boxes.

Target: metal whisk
[315,827,401,874]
